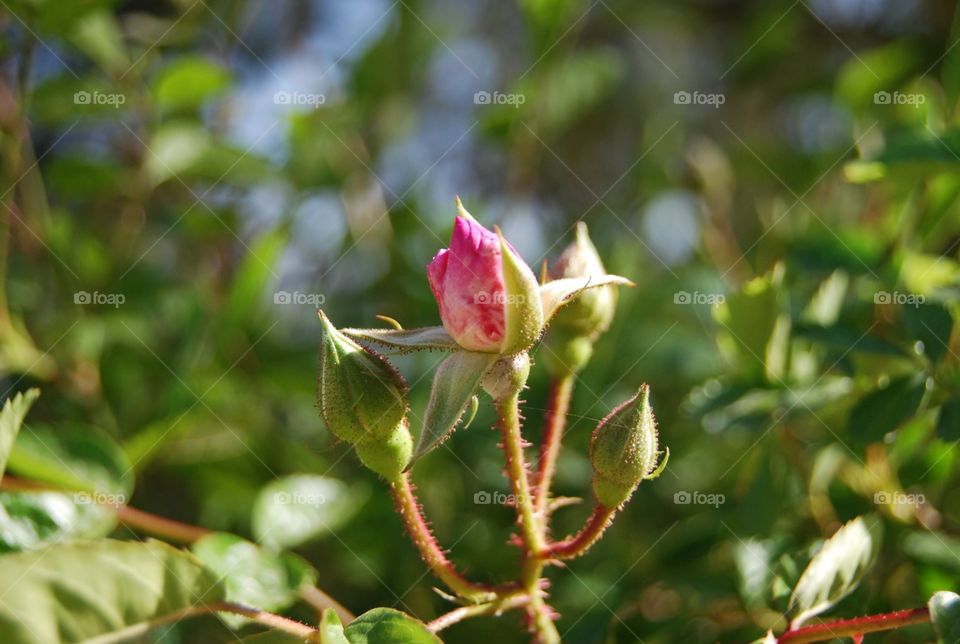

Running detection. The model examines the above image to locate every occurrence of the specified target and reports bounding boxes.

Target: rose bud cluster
[542,222,618,377]
[589,384,667,508]
[317,311,412,479]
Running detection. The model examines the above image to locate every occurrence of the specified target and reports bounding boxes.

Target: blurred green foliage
[1,0,960,641]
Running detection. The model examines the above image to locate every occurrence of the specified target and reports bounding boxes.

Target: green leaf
[239,631,313,643]
[539,275,633,324]
[343,608,440,644]
[416,351,497,460]
[252,475,365,549]
[144,122,212,187]
[943,3,960,109]
[0,388,40,478]
[319,609,350,644]
[788,516,880,627]
[834,41,921,111]
[901,251,960,299]
[223,228,287,326]
[736,539,775,610]
[930,591,960,644]
[713,266,784,381]
[847,374,926,444]
[192,533,317,629]
[801,270,848,326]
[342,326,459,352]
[938,398,960,442]
[516,48,624,134]
[69,10,129,75]
[902,531,960,572]
[902,302,954,363]
[7,423,133,497]
[0,539,225,643]
[154,56,231,112]
[0,490,117,553]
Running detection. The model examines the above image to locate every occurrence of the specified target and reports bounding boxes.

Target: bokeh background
[2,0,960,641]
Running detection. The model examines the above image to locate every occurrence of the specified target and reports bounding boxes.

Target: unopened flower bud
[542,223,618,376]
[427,199,544,354]
[317,311,412,479]
[589,384,666,508]
[549,222,617,339]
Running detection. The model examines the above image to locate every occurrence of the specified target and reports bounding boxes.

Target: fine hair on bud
[317,311,413,478]
[589,384,667,508]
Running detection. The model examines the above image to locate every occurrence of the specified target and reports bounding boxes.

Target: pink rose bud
[427,199,543,354]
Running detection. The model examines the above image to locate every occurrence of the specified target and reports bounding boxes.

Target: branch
[85,601,317,642]
[388,471,502,603]
[777,607,930,643]
[427,594,529,633]
[541,505,616,560]
[533,376,574,518]
[496,392,560,643]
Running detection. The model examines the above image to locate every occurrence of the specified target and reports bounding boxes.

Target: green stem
[497,392,559,643]
[533,375,573,518]
[388,471,500,603]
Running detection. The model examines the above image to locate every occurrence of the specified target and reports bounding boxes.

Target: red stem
[541,505,616,560]
[777,607,930,643]
[534,376,573,518]
[389,471,502,602]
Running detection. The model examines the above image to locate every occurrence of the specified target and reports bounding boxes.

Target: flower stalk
[776,607,930,643]
[533,375,574,518]
[541,505,617,561]
[497,389,560,643]
[388,471,500,603]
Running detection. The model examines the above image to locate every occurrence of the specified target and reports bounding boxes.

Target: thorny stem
[541,505,616,560]
[427,593,529,633]
[777,607,930,643]
[533,375,574,518]
[497,391,560,643]
[388,471,500,603]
